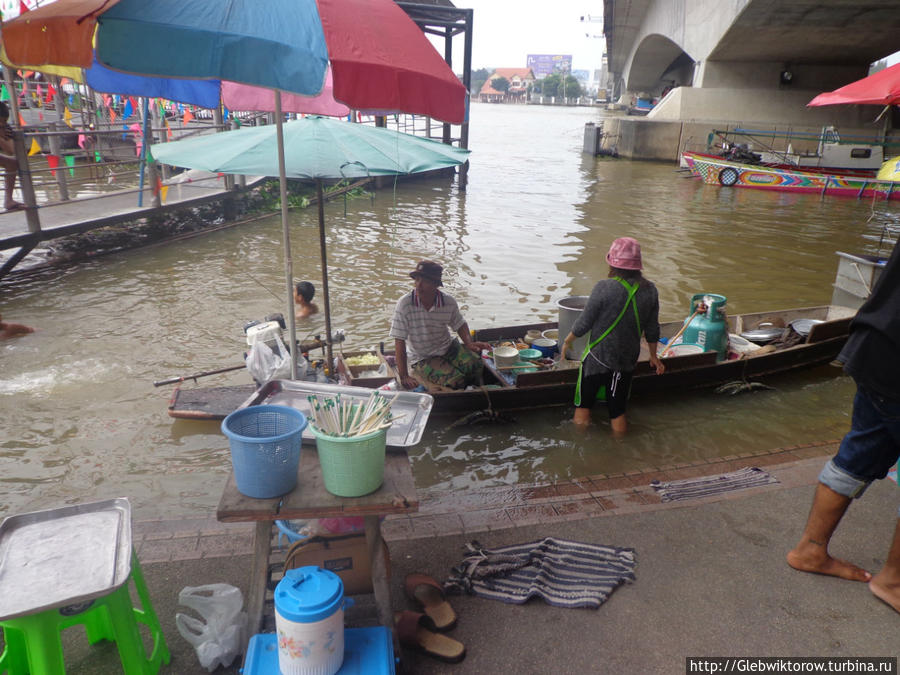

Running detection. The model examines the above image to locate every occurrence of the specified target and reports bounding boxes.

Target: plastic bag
[175,584,247,672]
[245,333,305,384]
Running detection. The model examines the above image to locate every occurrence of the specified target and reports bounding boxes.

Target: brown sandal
[404,573,457,630]
[394,611,465,664]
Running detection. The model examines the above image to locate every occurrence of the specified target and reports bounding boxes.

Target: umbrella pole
[275,91,299,380]
[317,179,335,376]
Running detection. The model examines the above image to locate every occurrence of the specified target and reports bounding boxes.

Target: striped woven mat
[444,537,635,609]
[650,467,779,502]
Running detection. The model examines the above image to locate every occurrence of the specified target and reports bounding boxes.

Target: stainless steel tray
[0,498,132,620]
[239,380,434,447]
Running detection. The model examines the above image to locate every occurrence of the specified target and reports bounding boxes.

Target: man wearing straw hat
[390,260,491,391]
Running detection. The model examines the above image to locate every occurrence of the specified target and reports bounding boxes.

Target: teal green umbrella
[151,116,470,179]
[151,117,471,372]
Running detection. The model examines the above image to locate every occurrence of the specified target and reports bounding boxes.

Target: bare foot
[869,576,900,613]
[787,547,872,582]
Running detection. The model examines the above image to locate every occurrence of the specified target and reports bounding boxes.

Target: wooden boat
[167,303,856,420]
[682,151,900,201]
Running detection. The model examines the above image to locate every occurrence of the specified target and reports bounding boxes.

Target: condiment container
[523,329,542,345]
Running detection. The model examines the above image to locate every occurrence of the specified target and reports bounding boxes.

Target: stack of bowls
[532,338,557,358]
[492,346,519,367]
[523,329,542,345]
[517,348,542,361]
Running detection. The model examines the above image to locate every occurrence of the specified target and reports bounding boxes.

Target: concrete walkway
[38,441,900,673]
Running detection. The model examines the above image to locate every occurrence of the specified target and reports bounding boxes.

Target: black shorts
[576,370,633,419]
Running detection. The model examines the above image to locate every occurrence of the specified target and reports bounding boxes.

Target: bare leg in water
[870,520,900,613]
[787,482,871,582]
[0,155,19,210]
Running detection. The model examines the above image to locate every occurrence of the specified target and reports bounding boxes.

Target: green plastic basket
[310,426,387,497]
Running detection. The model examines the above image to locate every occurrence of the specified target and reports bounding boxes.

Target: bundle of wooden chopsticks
[306,391,400,437]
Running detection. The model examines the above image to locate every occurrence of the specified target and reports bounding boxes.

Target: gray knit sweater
[570,277,661,375]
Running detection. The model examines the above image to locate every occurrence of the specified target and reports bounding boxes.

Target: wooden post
[12,129,40,234]
[459,9,474,191]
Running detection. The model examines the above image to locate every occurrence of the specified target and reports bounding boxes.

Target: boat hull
[682,151,900,201]
[168,306,854,420]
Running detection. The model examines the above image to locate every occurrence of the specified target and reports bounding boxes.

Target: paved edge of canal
[132,439,840,562]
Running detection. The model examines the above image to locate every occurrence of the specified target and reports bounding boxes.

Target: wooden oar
[153,364,246,387]
[659,308,702,358]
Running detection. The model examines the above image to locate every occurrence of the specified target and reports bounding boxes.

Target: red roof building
[479,68,536,103]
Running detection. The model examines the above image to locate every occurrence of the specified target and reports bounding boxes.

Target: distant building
[526,54,573,79]
[479,68,536,103]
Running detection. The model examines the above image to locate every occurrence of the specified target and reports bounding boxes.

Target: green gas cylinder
[681,293,728,361]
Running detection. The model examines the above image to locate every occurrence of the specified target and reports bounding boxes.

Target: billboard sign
[526,54,573,79]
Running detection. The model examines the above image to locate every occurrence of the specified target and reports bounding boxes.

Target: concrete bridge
[600,0,900,159]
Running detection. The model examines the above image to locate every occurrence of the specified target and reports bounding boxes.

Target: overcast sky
[445,1,606,73]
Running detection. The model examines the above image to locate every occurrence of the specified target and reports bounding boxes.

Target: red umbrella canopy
[808,62,900,107]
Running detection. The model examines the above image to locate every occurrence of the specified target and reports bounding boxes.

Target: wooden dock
[0,170,266,278]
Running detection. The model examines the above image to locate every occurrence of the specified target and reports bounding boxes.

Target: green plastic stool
[0,550,170,674]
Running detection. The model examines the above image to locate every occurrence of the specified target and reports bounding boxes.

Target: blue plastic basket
[221,405,307,499]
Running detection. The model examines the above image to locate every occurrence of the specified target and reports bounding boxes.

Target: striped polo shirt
[389,290,465,365]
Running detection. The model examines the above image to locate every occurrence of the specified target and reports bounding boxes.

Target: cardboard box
[284,532,388,595]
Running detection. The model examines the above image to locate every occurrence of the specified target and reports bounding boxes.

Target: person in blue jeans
[787,238,900,612]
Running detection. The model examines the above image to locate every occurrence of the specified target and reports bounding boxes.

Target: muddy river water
[1,102,897,519]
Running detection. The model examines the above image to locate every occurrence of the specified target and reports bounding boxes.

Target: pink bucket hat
[606,237,643,270]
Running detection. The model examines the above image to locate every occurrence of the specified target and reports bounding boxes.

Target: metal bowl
[789,318,824,337]
[740,326,783,343]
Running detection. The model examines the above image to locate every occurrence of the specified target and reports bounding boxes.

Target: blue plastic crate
[242,626,395,675]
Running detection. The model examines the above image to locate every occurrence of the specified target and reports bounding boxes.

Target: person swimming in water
[294,281,319,319]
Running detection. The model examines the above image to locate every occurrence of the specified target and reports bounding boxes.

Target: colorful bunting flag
[28,138,40,156]
[94,151,102,163]
[64,155,75,176]
[18,112,25,127]
[0,85,7,102]
[77,134,85,149]
[182,108,194,125]
[47,154,59,176]
[63,107,73,127]
[108,107,117,123]
[160,185,168,203]
[19,1,30,15]
[123,99,133,118]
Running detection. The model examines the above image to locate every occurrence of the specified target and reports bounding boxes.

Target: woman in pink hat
[560,237,665,436]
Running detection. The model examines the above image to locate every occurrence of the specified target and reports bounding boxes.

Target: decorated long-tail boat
[682,151,900,201]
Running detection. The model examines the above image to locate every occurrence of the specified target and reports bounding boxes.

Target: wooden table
[217,447,418,648]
